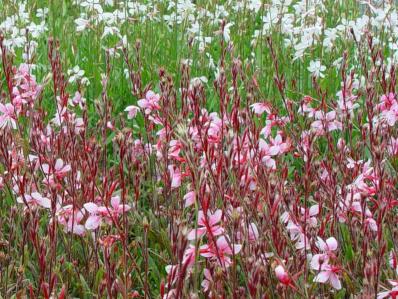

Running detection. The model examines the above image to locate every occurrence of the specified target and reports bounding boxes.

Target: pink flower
[56,205,85,236]
[201,268,214,294]
[313,263,342,290]
[300,204,319,227]
[84,196,131,230]
[200,236,242,267]
[316,236,338,253]
[83,202,103,230]
[378,93,397,112]
[364,217,378,232]
[207,115,223,144]
[106,121,114,130]
[282,205,319,228]
[346,158,363,169]
[124,105,139,119]
[311,237,341,289]
[0,103,17,129]
[285,221,310,250]
[275,265,292,286]
[100,195,131,220]
[237,221,259,242]
[70,91,85,108]
[378,99,398,126]
[43,158,71,179]
[168,165,181,189]
[388,137,398,156]
[248,222,259,242]
[311,237,338,268]
[183,191,196,207]
[298,100,317,117]
[17,192,51,209]
[269,133,291,155]
[250,102,271,115]
[377,280,398,299]
[182,244,196,267]
[258,139,278,169]
[74,117,85,134]
[54,159,71,177]
[311,253,330,272]
[168,140,184,161]
[311,110,342,135]
[51,105,68,126]
[187,209,224,240]
[137,90,160,115]
[12,63,40,107]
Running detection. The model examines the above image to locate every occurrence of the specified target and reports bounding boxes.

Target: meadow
[1,0,398,298]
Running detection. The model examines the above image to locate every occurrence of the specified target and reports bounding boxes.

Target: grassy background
[0,0,371,117]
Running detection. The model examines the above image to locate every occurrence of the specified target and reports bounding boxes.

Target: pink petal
[326,110,336,121]
[55,158,64,170]
[137,99,147,109]
[248,223,259,241]
[120,204,131,212]
[316,237,327,251]
[187,228,206,240]
[233,244,242,254]
[309,204,319,216]
[329,273,342,290]
[313,271,330,283]
[183,191,196,207]
[216,236,230,251]
[83,202,99,214]
[326,237,338,251]
[203,268,212,281]
[209,209,222,225]
[42,164,50,174]
[269,146,280,156]
[111,196,121,209]
[85,215,101,230]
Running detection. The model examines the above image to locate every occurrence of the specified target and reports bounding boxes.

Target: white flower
[80,0,103,13]
[308,60,326,78]
[101,26,121,39]
[36,8,49,19]
[223,22,234,42]
[67,65,90,85]
[190,76,208,87]
[75,17,90,32]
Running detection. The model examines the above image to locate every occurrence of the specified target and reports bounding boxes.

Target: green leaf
[340,224,354,262]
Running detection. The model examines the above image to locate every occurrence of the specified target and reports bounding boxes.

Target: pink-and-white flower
[250,102,271,115]
[84,196,131,230]
[16,192,51,209]
[200,236,242,267]
[168,165,182,189]
[137,90,161,115]
[201,268,214,294]
[311,237,338,270]
[377,280,398,299]
[313,263,342,290]
[124,105,139,119]
[56,205,85,236]
[183,191,196,207]
[0,103,17,129]
[311,110,342,135]
[275,265,292,286]
[187,209,224,240]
